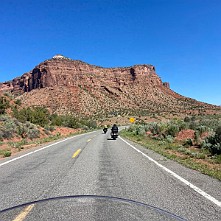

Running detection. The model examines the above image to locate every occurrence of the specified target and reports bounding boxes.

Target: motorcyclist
[103,125,108,133]
[111,124,118,134]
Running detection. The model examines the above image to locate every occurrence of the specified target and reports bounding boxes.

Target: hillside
[1,55,220,117]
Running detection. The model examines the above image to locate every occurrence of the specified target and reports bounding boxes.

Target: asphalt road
[0,130,220,220]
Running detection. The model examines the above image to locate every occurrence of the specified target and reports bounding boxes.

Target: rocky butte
[0,54,220,117]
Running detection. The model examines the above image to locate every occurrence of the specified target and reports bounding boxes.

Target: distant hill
[1,54,220,117]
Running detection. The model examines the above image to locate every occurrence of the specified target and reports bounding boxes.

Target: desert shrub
[16,121,39,139]
[126,124,146,136]
[127,124,137,133]
[1,118,17,139]
[50,114,63,126]
[165,135,174,143]
[166,123,179,137]
[177,121,188,130]
[13,106,50,126]
[27,128,40,139]
[216,126,221,141]
[196,125,210,135]
[191,116,196,122]
[209,143,221,155]
[194,131,201,146]
[135,126,146,136]
[149,122,161,135]
[178,146,187,153]
[29,107,50,126]
[189,121,198,130]
[0,115,9,122]
[17,124,28,138]
[0,97,9,114]
[44,125,55,132]
[2,129,14,139]
[199,119,221,131]
[184,116,191,122]
[3,150,11,157]
[80,119,97,129]
[203,132,221,155]
[25,121,35,130]
[81,125,89,130]
[15,99,21,105]
[159,140,167,146]
[0,130,4,141]
[183,138,193,147]
[62,115,79,128]
[13,107,31,123]
[143,124,151,132]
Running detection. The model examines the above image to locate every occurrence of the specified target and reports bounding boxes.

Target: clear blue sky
[1,0,220,105]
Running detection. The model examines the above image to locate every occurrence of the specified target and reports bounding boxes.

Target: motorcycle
[111,131,118,140]
[103,128,108,134]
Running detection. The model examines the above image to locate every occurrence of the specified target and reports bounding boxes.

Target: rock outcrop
[1,54,220,117]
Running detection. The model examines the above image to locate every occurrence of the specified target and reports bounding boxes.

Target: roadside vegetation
[120,115,221,181]
[0,94,98,158]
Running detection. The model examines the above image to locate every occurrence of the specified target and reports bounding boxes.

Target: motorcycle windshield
[0,195,186,221]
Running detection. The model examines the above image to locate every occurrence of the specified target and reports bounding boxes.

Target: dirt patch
[175,129,195,141]
[166,149,188,159]
[51,127,79,136]
[0,126,81,159]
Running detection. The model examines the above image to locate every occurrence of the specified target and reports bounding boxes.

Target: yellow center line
[72,149,81,158]
[13,204,35,221]
[87,139,91,142]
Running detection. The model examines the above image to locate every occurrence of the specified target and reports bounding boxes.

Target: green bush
[13,106,50,126]
[178,146,187,153]
[15,99,21,105]
[0,117,17,139]
[0,97,9,114]
[149,122,161,135]
[184,116,191,122]
[80,118,97,129]
[62,115,79,128]
[196,125,210,135]
[194,131,201,146]
[166,124,179,137]
[204,134,221,155]
[27,128,40,139]
[189,121,198,130]
[183,138,193,147]
[209,143,221,155]
[165,135,174,143]
[4,150,11,157]
[44,125,55,132]
[135,126,146,136]
[50,114,63,126]
[216,126,221,141]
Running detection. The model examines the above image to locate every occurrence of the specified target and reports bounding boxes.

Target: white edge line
[0,131,95,167]
[119,136,221,208]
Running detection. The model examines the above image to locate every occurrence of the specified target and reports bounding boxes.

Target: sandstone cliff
[1,55,220,117]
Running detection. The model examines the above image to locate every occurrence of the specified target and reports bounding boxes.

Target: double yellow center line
[72,149,81,158]
[72,136,94,158]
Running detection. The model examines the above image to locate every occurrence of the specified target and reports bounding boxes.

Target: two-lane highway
[0,130,220,220]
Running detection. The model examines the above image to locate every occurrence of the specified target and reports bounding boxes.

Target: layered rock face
[2,55,162,94]
[1,55,220,116]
